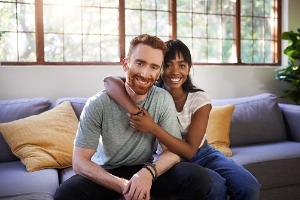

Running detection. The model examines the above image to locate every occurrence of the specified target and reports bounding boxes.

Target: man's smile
[136,77,150,85]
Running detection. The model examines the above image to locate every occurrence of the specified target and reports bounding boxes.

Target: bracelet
[131,107,143,116]
[143,165,155,181]
[144,162,158,181]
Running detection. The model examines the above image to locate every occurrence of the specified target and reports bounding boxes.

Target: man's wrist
[143,162,158,181]
[142,165,155,180]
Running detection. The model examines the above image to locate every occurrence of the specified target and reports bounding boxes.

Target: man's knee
[204,170,227,200]
[54,175,86,200]
[173,162,211,198]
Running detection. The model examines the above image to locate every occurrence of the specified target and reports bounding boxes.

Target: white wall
[0,0,297,103]
[288,0,300,32]
[0,65,290,103]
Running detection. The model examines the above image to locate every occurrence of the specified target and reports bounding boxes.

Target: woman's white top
[156,91,211,154]
[177,91,211,148]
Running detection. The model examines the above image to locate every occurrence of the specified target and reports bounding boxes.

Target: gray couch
[0,93,299,200]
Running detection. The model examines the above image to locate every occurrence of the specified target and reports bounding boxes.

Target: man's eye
[151,66,159,71]
[136,62,142,66]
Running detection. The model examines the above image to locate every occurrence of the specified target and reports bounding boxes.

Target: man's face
[123,44,163,95]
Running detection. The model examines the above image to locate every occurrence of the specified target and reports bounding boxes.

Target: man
[54,34,210,200]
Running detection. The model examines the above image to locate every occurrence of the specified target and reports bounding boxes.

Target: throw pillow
[206,104,235,157]
[0,98,53,162]
[0,101,78,172]
[212,93,287,146]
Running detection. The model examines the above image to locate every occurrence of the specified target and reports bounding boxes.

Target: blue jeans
[182,143,260,200]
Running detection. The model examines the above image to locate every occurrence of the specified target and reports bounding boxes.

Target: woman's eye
[163,64,170,68]
[179,64,186,68]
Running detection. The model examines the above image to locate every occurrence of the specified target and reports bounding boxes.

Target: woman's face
[161,52,190,90]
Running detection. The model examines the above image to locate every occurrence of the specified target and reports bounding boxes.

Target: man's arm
[153,143,180,174]
[72,146,129,194]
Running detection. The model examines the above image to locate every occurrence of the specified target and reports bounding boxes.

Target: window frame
[1,0,282,66]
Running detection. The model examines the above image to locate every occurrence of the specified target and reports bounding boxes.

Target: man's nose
[140,67,150,78]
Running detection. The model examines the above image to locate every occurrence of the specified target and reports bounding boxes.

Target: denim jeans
[182,143,261,200]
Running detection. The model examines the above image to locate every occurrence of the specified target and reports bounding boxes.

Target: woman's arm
[130,104,212,160]
[103,76,140,115]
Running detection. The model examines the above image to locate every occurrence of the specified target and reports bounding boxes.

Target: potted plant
[275,28,300,105]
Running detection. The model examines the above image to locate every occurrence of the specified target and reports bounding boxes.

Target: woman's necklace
[174,93,187,103]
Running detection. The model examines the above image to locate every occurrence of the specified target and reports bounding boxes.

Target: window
[176,0,237,63]
[0,0,36,62]
[176,0,280,64]
[124,0,170,56]
[0,0,281,66]
[43,0,119,62]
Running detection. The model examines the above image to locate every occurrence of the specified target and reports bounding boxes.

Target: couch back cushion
[0,98,53,162]
[55,97,88,119]
[212,93,287,146]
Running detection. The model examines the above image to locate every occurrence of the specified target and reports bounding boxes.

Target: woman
[104,40,260,200]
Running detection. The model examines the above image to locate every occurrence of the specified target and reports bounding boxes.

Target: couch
[0,93,299,200]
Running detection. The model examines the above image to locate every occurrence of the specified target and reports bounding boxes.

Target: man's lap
[54,163,210,200]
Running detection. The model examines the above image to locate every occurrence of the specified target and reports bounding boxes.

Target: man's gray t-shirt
[75,86,182,169]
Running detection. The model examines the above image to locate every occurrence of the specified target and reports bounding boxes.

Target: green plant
[275,28,300,104]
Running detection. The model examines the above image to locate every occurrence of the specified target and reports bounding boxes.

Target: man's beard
[127,71,155,95]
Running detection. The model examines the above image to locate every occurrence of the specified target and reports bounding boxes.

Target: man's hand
[123,168,153,200]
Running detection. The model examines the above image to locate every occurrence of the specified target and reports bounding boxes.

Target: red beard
[127,71,155,95]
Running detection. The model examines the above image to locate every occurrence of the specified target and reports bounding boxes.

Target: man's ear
[122,58,129,72]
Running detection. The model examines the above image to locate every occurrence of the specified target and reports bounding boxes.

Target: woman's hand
[129,108,156,133]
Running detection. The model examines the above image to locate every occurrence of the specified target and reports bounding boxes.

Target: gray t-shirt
[75,86,182,169]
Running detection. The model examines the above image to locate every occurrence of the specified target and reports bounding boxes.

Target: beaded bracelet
[131,107,143,116]
[143,165,155,181]
[143,162,158,181]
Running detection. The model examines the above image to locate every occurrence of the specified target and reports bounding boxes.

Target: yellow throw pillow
[0,101,78,172]
[206,104,235,157]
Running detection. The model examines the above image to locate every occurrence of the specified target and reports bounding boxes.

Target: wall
[288,0,300,32]
[0,65,290,103]
[0,0,298,103]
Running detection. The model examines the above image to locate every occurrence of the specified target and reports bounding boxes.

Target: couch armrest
[279,103,300,142]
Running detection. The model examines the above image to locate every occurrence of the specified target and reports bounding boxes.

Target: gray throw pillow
[212,93,287,146]
[55,97,88,119]
[0,98,53,162]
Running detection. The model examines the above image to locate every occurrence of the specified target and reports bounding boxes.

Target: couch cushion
[0,161,59,199]
[0,98,53,123]
[59,167,76,183]
[231,141,300,190]
[260,185,300,200]
[0,101,78,172]
[212,93,287,146]
[206,104,235,157]
[0,98,53,163]
[279,103,300,142]
[56,97,88,119]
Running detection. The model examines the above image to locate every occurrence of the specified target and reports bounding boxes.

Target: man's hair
[127,34,167,58]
